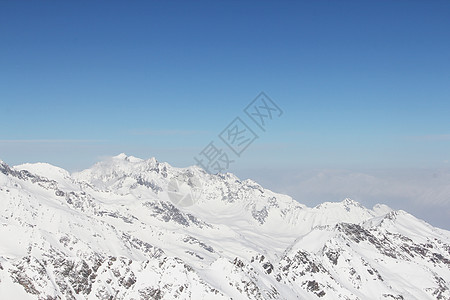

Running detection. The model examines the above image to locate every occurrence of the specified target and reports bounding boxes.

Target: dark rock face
[183,236,214,253]
[142,200,210,228]
[134,176,162,193]
[5,253,228,300]
[252,206,269,225]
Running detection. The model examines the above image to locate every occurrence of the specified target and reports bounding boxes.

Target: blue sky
[1,1,450,227]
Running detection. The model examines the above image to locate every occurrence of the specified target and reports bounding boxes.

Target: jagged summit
[341,197,362,206]
[315,197,363,208]
[0,155,449,299]
[112,153,145,163]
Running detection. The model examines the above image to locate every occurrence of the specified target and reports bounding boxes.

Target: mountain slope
[0,155,449,299]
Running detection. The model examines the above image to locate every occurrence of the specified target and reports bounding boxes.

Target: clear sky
[1,1,449,228]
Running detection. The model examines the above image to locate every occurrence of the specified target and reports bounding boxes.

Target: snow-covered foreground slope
[0,154,449,299]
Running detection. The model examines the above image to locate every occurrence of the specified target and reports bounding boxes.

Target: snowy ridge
[0,154,449,299]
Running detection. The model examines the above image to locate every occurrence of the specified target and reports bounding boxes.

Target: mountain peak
[112,153,143,163]
[0,160,11,175]
[113,153,128,159]
[13,162,71,182]
[341,198,361,206]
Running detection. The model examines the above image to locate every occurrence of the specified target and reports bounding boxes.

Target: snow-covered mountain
[0,154,449,299]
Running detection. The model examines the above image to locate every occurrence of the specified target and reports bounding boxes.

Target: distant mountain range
[0,154,449,299]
